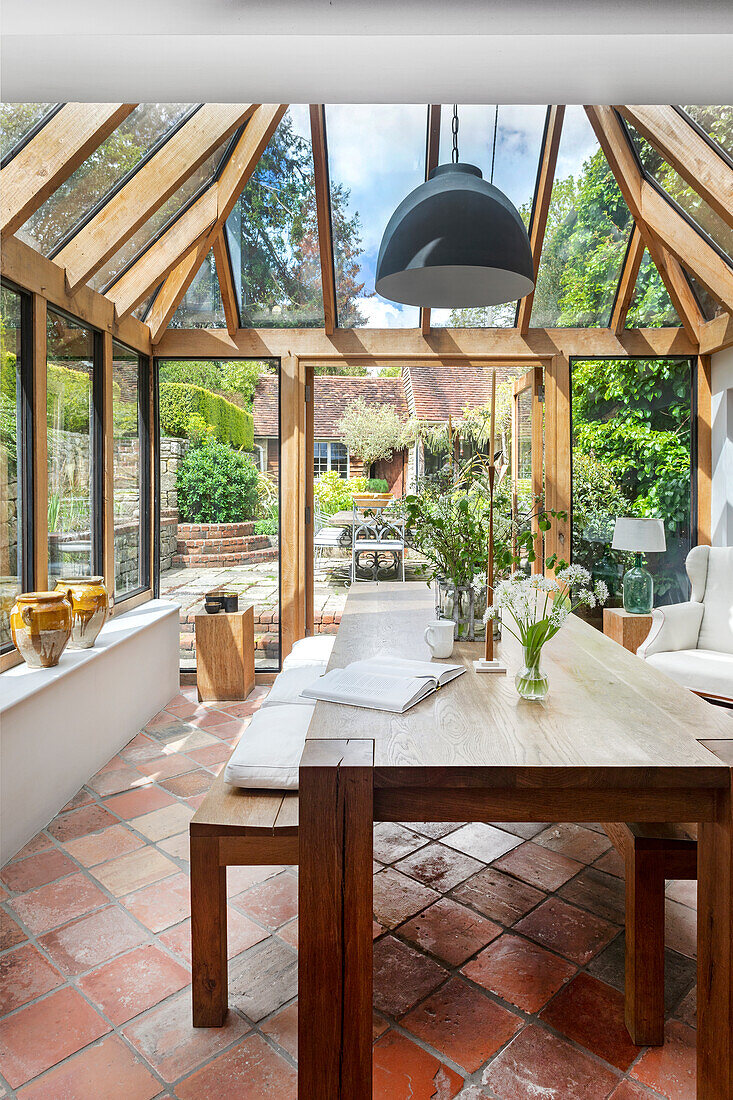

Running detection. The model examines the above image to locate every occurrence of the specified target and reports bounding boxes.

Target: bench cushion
[261,663,327,707]
[223,703,314,789]
[646,648,733,700]
[283,634,336,669]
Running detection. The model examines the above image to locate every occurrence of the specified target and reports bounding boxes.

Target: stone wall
[160,436,189,517]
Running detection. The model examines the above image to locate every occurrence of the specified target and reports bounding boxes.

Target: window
[625,250,681,327]
[170,251,226,328]
[113,341,149,599]
[0,104,57,163]
[314,440,348,477]
[47,309,97,579]
[1,283,31,652]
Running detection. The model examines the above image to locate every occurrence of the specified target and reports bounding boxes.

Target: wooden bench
[602,822,697,1046]
[190,770,298,1026]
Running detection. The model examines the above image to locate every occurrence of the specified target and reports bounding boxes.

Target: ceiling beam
[517,104,565,334]
[56,103,258,293]
[585,105,733,332]
[619,105,733,230]
[610,222,645,334]
[147,105,287,341]
[647,236,706,339]
[106,187,217,320]
[309,105,337,336]
[420,104,442,337]
[213,230,239,336]
[699,309,733,354]
[1,103,135,237]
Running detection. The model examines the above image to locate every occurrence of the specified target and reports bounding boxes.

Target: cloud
[357,294,418,328]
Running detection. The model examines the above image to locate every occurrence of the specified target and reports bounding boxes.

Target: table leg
[625,847,665,1046]
[190,834,228,1026]
[299,739,374,1098]
[698,775,733,1099]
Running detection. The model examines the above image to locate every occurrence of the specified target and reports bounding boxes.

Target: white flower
[578,588,597,608]
[535,576,559,593]
[594,580,609,604]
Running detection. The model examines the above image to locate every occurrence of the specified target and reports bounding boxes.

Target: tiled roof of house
[253,374,408,439]
[404,363,519,420]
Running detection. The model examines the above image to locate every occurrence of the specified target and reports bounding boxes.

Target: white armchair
[637,545,733,703]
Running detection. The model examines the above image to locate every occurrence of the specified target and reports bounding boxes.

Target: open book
[300,655,465,713]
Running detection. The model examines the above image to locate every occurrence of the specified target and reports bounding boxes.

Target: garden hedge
[159,382,253,449]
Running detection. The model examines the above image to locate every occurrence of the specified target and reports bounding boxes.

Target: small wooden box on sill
[602,606,652,655]
[195,606,255,701]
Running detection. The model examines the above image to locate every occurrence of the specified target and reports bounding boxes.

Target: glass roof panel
[530,106,633,328]
[327,104,425,328]
[431,105,546,328]
[679,105,733,161]
[1,103,57,162]
[90,136,233,294]
[132,290,156,322]
[225,106,324,328]
[625,249,680,327]
[625,120,733,264]
[170,250,225,329]
[17,104,193,256]
[683,266,725,321]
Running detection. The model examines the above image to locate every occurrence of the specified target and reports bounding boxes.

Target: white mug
[424,619,455,658]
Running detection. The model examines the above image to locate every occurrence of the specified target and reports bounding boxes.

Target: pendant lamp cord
[452,104,459,164]
[490,104,498,184]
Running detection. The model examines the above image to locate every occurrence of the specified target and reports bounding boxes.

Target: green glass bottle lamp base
[622,552,654,614]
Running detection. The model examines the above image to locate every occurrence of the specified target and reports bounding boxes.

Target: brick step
[177,522,257,539]
[176,534,271,555]
[171,546,279,566]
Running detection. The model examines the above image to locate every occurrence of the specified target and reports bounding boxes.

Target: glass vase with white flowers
[484,566,609,700]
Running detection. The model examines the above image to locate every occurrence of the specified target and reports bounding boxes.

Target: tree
[338,398,405,468]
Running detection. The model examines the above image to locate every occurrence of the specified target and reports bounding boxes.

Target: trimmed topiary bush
[177,438,260,523]
[159,382,253,449]
[366,478,389,494]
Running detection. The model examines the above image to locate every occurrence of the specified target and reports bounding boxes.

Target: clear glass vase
[515,646,549,701]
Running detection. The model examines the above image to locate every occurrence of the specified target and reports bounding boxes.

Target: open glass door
[511,366,544,573]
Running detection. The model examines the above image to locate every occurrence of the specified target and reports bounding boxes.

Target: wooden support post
[190,834,228,1026]
[298,739,373,1098]
[102,332,115,598]
[697,354,712,545]
[31,294,48,592]
[305,364,315,636]
[625,846,666,1046]
[280,353,306,658]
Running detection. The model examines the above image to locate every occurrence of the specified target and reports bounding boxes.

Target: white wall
[711,347,733,548]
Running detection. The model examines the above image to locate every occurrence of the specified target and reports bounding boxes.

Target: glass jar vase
[515,646,549,701]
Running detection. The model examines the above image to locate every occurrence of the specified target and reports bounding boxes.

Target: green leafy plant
[159,382,253,449]
[177,439,260,523]
[366,478,389,494]
[313,471,369,515]
[338,398,405,468]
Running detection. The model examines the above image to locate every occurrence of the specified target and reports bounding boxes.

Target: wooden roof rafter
[420,104,442,337]
[609,223,645,334]
[212,230,239,336]
[55,103,259,293]
[0,103,136,237]
[309,105,337,336]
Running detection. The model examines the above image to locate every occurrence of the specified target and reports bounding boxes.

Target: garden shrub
[159,361,223,392]
[314,471,368,515]
[177,438,260,523]
[46,364,92,433]
[160,382,253,449]
[366,478,389,494]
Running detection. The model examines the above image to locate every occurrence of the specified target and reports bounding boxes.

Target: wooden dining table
[297,582,733,1099]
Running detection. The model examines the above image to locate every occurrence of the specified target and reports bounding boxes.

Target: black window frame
[111,339,152,605]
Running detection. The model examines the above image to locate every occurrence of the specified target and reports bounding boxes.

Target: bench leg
[625,847,665,1046]
[190,834,228,1026]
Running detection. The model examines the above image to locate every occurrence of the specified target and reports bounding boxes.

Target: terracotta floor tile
[665,879,697,909]
[0,910,26,950]
[0,849,76,893]
[483,1023,619,1100]
[123,988,250,1082]
[408,821,464,840]
[372,1030,463,1099]
[558,866,626,924]
[676,986,696,1028]
[158,832,190,862]
[372,822,427,864]
[226,864,283,896]
[372,867,440,930]
[47,804,118,842]
[261,1002,298,1060]
[155,728,221,753]
[515,896,618,965]
[78,943,189,1025]
[184,793,206,810]
[395,841,483,892]
[489,821,551,840]
[609,1082,656,1099]
[403,976,523,1073]
[462,932,575,1013]
[87,765,150,798]
[123,872,190,932]
[119,733,165,764]
[61,824,144,867]
[160,907,267,964]
[143,711,186,735]
[631,1020,697,1100]
[186,742,233,768]
[129,802,194,842]
[373,1011,389,1041]
[215,701,259,718]
[492,840,584,893]
[207,719,251,739]
[134,752,198,781]
[595,847,626,878]
[534,823,611,864]
[104,786,176,820]
[587,932,696,1016]
[8,873,108,935]
[15,1034,161,1100]
[185,709,232,731]
[229,938,298,1022]
[665,897,697,959]
[175,1032,296,1099]
[158,769,213,798]
[539,972,643,1071]
[164,699,203,719]
[400,897,501,967]
[38,904,149,976]
[91,847,178,897]
[451,865,545,926]
[10,833,52,860]
[373,935,448,1018]
[0,986,109,1089]
[442,822,522,863]
[232,871,298,930]
[277,918,299,948]
[60,789,94,813]
[0,944,63,1014]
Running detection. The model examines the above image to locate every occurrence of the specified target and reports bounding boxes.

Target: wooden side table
[195,606,255,701]
[602,607,653,655]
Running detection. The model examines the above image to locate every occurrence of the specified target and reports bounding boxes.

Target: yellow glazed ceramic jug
[10,591,73,669]
[55,576,109,649]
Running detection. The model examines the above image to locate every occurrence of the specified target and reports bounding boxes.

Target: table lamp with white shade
[612,517,666,614]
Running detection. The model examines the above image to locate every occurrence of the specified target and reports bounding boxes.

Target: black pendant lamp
[375,106,534,309]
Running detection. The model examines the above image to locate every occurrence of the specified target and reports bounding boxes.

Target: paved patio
[0,683,718,1098]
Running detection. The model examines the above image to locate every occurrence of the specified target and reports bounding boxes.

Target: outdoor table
[298,581,733,1099]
